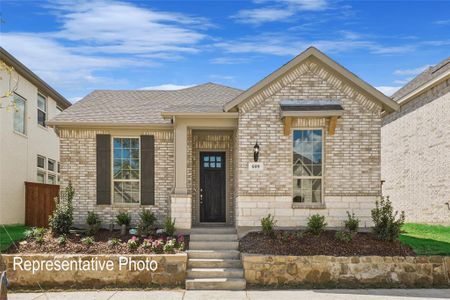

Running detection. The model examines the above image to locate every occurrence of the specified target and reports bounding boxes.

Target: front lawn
[399,223,450,256]
[0,224,29,252]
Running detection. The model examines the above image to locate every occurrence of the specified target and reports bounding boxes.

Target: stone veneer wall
[242,254,450,288]
[59,129,174,226]
[187,130,235,226]
[382,78,450,225]
[4,254,187,289]
[236,57,382,227]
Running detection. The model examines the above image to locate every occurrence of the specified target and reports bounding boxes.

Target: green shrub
[371,196,405,242]
[86,211,101,235]
[107,238,121,248]
[335,231,353,243]
[127,236,139,251]
[261,214,277,236]
[81,236,94,246]
[138,209,156,236]
[307,214,327,235]
[57,234,67,246]
[163,238,176,253]
[49,182,75,235]
[116,211,132,226]
[164,218,176,237]
[25,227,46,240]
[344,211,360,233]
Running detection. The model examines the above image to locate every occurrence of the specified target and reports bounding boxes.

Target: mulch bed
[240,230,415,256]
[5,229,189,254]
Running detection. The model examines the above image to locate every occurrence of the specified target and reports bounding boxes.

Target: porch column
[174,121,188,194]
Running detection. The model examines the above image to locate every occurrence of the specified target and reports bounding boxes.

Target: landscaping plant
[49,182,75,235]
[24,227,46,240]
[127,236,139,251]
[164,217,176,237]
[116,211,132,235]
[371,196,405,242]
[57,234,67,246]
[344,211,360,233]
[163,238,176,253]
[107,238,121,248]
[86,211,102,236]
[261,214,277,236]
[81,236,94,246]
[137,209,156,237]
[335,231,353,243]
[307,214,327,235]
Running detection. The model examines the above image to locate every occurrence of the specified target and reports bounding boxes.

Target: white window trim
[37,92,47,128]
[13,93,27,136]
[111,136,141,205]
[291,128,325,206]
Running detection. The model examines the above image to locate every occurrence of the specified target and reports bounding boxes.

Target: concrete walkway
[8,289,450,300]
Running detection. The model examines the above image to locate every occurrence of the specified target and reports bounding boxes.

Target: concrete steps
[186,227,246,290]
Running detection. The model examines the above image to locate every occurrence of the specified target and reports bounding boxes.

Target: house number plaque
[248,162,264,171]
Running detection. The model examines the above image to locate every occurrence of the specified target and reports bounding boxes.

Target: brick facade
[59,129,174,227]
[235,58,382,227]
[382,78,450,225]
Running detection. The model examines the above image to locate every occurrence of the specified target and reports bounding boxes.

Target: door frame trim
[197,150,228,224]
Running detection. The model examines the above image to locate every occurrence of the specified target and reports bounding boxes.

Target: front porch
[168,115,237,230]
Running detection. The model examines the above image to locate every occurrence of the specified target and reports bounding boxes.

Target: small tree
[307,214,327,235]
[49,182,75,235]
[261,214,277,236]
[371,196,405,242]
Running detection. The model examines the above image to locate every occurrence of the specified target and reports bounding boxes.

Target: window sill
[38,124,48,131]
[13,130,28,139]
[96,203,154,208]
[292,203,326,209]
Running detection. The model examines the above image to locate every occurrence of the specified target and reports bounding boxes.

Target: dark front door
[200,152,226,222]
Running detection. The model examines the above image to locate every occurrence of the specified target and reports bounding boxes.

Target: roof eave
[161,112,239,119]
[396,68,450,107]
[223,46,399,113]
[0,47,71,109]
[47,121,173,129]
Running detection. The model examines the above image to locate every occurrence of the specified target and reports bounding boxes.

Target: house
[0,47,71,224]
[382,56,450,225]
[49,47,399,231]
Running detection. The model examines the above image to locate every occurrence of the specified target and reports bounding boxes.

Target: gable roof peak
[223,46,399,113]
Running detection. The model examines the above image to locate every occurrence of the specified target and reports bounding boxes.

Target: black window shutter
[141,135,155,205]
[96,134,111,205]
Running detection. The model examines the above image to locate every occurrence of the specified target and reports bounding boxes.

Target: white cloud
[209,57,250,65]
[232,8,294,25]
[139,84,196,90]
[209,75,236,81]
[394,65,430,76]
[232,0,329,24]
[433,19,450,25]
[375,86,401,96]
[214,33,415,56]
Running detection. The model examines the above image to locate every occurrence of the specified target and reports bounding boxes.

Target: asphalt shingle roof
[392,56,450,101]
[50,83,243,125]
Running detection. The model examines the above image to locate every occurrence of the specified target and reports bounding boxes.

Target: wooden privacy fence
[25,182,59,227]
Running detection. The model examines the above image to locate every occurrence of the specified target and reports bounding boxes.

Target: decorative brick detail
[382,78,450,225]
[59,129,174,226]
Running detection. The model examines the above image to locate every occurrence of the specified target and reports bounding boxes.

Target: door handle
[200,189,203,205]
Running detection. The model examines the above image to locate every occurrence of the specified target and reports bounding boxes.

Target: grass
[0,224,29,252]
[399,223,450,256]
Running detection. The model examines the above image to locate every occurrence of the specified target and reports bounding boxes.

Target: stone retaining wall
[242,254,450,288]
[3,253,187,289]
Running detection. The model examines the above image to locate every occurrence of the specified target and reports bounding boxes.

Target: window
[292,129,323,203]
[48,159,56,172]
[13,94,26,134]
[37,171,45,183]
[36,155,59,184]
[113,137,140,204]
[37,155,46,169]
[48,174,56,185]
[202,155,222,168]
[37,93,47,127]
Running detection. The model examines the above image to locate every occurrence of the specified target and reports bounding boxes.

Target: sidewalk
[8,289,450,300]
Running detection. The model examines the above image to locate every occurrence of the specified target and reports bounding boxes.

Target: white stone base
[170,194,192,229]
[236,195,378,228]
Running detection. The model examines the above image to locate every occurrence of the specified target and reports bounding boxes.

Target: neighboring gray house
[49,47,399,230]
[382,56,450,225]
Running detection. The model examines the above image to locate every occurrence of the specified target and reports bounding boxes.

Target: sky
[1,0,450,102]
